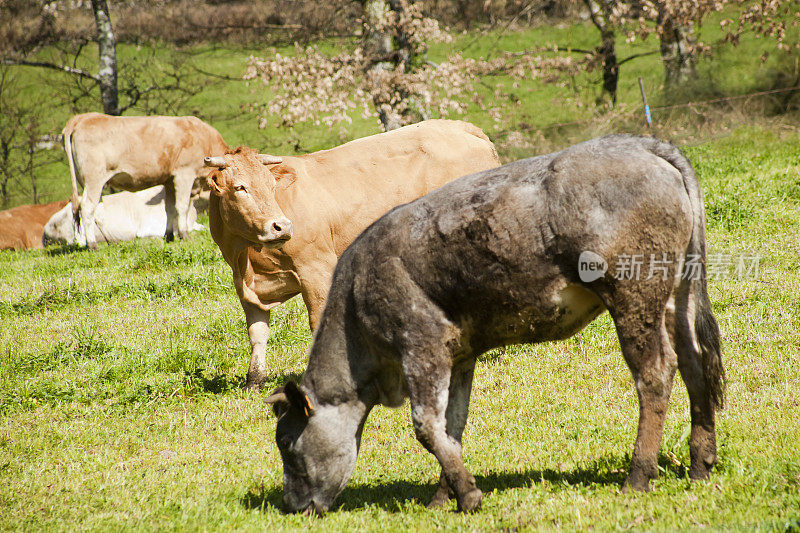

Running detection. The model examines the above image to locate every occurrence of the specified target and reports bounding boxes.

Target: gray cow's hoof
[456,488,482,513]
[426,487,452,509]
[622,472,652,493]
[688,451,717,481]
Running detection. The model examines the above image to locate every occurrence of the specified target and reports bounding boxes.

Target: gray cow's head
[204,146,294,248]
[265,382,360,515]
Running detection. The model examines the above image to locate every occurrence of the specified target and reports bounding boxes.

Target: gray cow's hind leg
[611,298,678,492]
[602,270,679,493]
[673,282,718,481]
[427,359,477,509]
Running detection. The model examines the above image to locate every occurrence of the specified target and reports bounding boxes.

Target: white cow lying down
[43,186,203,246]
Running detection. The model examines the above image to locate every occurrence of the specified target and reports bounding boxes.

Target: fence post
[638,77,652,129]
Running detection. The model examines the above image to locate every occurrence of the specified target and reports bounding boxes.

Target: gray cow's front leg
[243,303,271,391]
[427,359,477,509]
[404,351,482,513]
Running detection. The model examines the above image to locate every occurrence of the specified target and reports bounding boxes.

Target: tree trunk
[91,0,119,115]
[363,0,394,65]
[599,31,618,105]
[658,9,697,87]
[362,0,420,130]
[584,0,617,106]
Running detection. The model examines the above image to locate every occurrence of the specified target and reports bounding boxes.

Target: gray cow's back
[326,135,692,355]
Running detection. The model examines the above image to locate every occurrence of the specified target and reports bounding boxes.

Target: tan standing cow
[206,120,501,390]
[63,112,228,248]
[0,200,70,251]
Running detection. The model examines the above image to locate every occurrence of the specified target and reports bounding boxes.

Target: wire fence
[516,84,800,135]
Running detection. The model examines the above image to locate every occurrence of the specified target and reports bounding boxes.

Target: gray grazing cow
[265,135,724,514]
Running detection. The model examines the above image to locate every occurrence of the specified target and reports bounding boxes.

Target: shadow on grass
[45,243,85,256]
[242,453,698,514]
[241,483,283,511]
[264,371,304,389]
[183,370,244,394]
[335,458,632,512]
[182,370,305,395]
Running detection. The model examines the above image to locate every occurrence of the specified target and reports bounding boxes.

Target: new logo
[578,251,608,282]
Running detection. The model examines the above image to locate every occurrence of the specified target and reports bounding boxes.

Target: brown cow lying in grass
[0,200,69,251]
[204,120,500,390]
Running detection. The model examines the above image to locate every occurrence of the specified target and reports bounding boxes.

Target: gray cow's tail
[646,137,725,410]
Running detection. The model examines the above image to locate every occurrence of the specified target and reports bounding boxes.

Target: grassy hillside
[0,124,799,530]
[3,10,799,208]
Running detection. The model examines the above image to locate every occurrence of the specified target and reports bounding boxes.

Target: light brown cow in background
[205,119,501,390]
[64,112,228,248]
[0,200,69,251]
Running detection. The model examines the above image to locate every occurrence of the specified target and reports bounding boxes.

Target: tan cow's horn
[257,154,283,165]
[204,156,227,168]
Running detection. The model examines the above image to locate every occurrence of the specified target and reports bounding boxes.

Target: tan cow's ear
[272,165,297,190]
[208,171,224,196]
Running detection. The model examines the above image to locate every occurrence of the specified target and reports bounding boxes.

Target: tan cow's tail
[62,117,81,216]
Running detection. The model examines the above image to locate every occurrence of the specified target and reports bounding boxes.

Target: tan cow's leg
[173,169,196,240]
[163,177,177,242]
[243,302,271,391]
[78,181,105,249]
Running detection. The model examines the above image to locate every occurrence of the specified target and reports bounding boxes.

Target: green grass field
[1,124,799,530]
[2,11,800,531]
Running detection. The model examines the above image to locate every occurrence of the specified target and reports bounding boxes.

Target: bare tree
[1,0,121,115]
[656,5,697,86]
[583,0,618,105]
[91,0,120,115]
[0,65,59,207]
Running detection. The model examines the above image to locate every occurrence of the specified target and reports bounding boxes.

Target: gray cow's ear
[284,381,315,418]
[264,386,289,417]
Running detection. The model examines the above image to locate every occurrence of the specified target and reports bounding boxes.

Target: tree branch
[617,50,660,67]
[189,65,244,82]
[1,58,99,82]
[508,46,595,57]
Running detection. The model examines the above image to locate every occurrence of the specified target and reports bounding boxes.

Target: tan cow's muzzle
[258,218,293,247]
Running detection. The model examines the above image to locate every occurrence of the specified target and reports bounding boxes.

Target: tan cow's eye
[234,184,247,192]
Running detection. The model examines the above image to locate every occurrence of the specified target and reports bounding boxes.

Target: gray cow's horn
[263,391,288,405]
[204,156,227,168]
[257,154,283,165]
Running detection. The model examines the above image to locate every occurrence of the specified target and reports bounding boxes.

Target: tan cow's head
[205,146,295,248]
